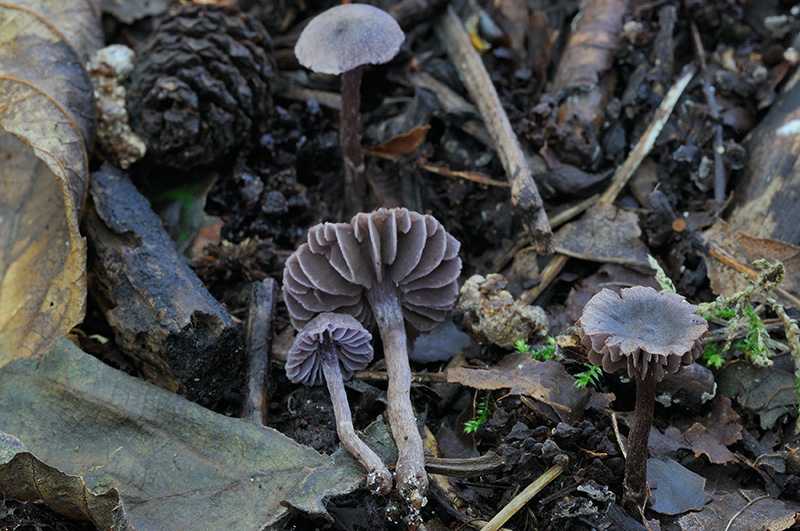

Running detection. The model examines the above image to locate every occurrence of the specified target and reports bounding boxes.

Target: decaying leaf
[683,396,742,464]
[0,339,364,530]
[447,355,590,424]
[648,458,712,515]
[554,203,651,270]
[0,432,133,530]
[701,219,800,305]
[717,361,798,430]
[678,487,800,531]
[0,0,101,361]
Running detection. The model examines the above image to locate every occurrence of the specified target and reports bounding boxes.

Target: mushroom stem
[367,280,429,508]
[319,339,393,494]
[340,66,366,214]
[622,369,656,513]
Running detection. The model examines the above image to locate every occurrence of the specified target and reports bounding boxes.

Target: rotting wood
[435,6,553,254]
[728,67,800,246]
[551,0,629,167]
[244,278,278,424]
[84,164,243,410]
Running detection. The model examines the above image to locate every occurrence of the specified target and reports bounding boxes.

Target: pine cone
[127,4,273,169]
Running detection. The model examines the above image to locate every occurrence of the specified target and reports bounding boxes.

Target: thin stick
[243,278,278,424]
[480,464,564,531]
[520,66,696,304]
[435,6,553,254]
[690,20,726,205]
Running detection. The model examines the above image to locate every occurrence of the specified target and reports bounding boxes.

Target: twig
[435,6,553,254]
[479,464,564,531]
[690,20,726,205]
[243,278,278,424]
[520,65,696,304]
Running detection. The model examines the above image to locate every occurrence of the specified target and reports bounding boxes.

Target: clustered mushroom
[294,4,405,214]
[283,207,461,508]
[578,286,708,512]
[286,312,392,494]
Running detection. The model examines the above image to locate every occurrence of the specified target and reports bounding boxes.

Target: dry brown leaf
[0,0,99,361]
[701,219,800,304]
[648,458,712,515]
[0,432,133,530]
[554,202,652,270]
[446,354,590,424]
[363,125,431,159]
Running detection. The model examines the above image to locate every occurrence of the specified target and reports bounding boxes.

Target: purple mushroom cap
[286,312,374,386]
[283,207,462,332]
[578,286,708,381]
[294,4,405,75]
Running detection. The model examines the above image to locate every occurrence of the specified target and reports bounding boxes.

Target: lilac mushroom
[578,286,708,513]
[283,207,461,507]
[294,4,404,214]
[287,312,392,494]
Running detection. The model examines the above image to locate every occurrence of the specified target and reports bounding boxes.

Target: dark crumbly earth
[23,0,800,530]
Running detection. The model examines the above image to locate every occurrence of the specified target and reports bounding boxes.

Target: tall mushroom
[283,208,461,508]
[294,4,404,214]
[287,312,393,494]
[578,286,707,513]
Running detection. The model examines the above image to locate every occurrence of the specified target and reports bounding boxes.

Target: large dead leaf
[0,432,133,530]
[678,486,800,531]
[554,202,651,270]
[0,1,101,360]
[701,219,800,305]
[447,355,590,423]
[0,339,363,530]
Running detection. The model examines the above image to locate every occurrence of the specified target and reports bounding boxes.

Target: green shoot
[514,338,531,354]
[574,364,603,388]
[464,391,492,434]
[532,337,556,361]
[515,337,555,360]
[701,343,725,369]
[735,304,772,364]
[714,308,736,320]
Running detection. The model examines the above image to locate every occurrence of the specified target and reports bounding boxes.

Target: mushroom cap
[294,4,405,75]
[286,312,374,386]
[283,207,462,332]
[577,286,708,381]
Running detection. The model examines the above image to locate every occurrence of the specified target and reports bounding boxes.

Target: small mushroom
[578,286,707,513]
[283,207,461,508]
[294,4,404,214]
[287,312,393,494]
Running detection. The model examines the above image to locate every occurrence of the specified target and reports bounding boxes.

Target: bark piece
[728,68,800,245]
[244,278,278,424]
[84,164,243,410]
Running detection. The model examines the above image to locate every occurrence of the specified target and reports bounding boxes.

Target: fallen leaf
[717,361,797,430]
[701,219,800,306]
[0,339,363,530]
[678,487,800,531]
[648,458,712,515]
[447,355,590,424]
[554,202,652,271]
[363,125,431,158]
[0,432,132,530]
[0,0,101,360]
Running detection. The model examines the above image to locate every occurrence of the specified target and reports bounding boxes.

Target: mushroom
[577,286,708,513]
[287,312,393,494]
[294,4,404,214]
[283,207,461,508]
